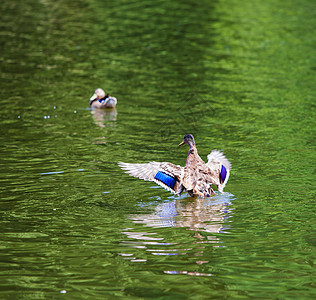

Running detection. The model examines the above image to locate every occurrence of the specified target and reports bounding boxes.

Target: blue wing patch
[154,172,176,189]
[99,97,109,103]
[220,165,227,183]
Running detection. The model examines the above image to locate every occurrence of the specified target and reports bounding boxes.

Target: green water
[0,0,315,298]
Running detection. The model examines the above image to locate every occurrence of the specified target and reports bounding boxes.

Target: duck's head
[89,88,105,105]
[179,134,196,148]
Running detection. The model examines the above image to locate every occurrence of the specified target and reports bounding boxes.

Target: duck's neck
[185,144,198,166]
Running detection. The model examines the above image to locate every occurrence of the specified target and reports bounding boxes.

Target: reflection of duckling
[119,134,231,197]
[89,88,117,108]
[91,107,117,128]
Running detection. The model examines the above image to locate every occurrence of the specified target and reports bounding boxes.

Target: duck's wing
[98,96,117,108]
[118,161,184,194]
[104,96,117,107]
[206,150,231,192]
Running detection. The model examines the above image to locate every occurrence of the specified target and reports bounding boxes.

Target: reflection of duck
[119,134,231,197]
[120,193,234,270]
[89,88,117,108]
[130,194,233,234]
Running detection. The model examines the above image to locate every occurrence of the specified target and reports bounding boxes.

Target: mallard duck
[118,134,231,197]
[89,88,117,108]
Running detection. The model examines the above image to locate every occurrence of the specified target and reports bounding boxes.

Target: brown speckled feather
[181,147,219,196]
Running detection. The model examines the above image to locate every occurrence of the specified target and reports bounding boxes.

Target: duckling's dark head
[178,134,195,148]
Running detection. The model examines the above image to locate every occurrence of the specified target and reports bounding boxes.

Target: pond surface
[0,0,315,298]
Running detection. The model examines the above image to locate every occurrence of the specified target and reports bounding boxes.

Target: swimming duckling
[89,88,117,108]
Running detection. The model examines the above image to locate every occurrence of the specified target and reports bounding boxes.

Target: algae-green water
[0,0,315,298]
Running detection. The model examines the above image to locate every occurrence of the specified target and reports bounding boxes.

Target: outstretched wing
[118,161,184,194]
[206,150,231,192]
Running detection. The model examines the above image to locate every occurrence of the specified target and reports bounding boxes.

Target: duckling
[89,88,117,108]
[119,134,231,197]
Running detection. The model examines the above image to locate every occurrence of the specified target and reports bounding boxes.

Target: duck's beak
[89,93,98,101]
[178,141,185,146]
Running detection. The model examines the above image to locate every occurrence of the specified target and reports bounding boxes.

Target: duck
[89,88,117,108]
[118,134,231,197]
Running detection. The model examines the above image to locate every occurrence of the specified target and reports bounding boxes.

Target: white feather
[207,150,231,171]
[118,161,181,194]
[206,150,231,193]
